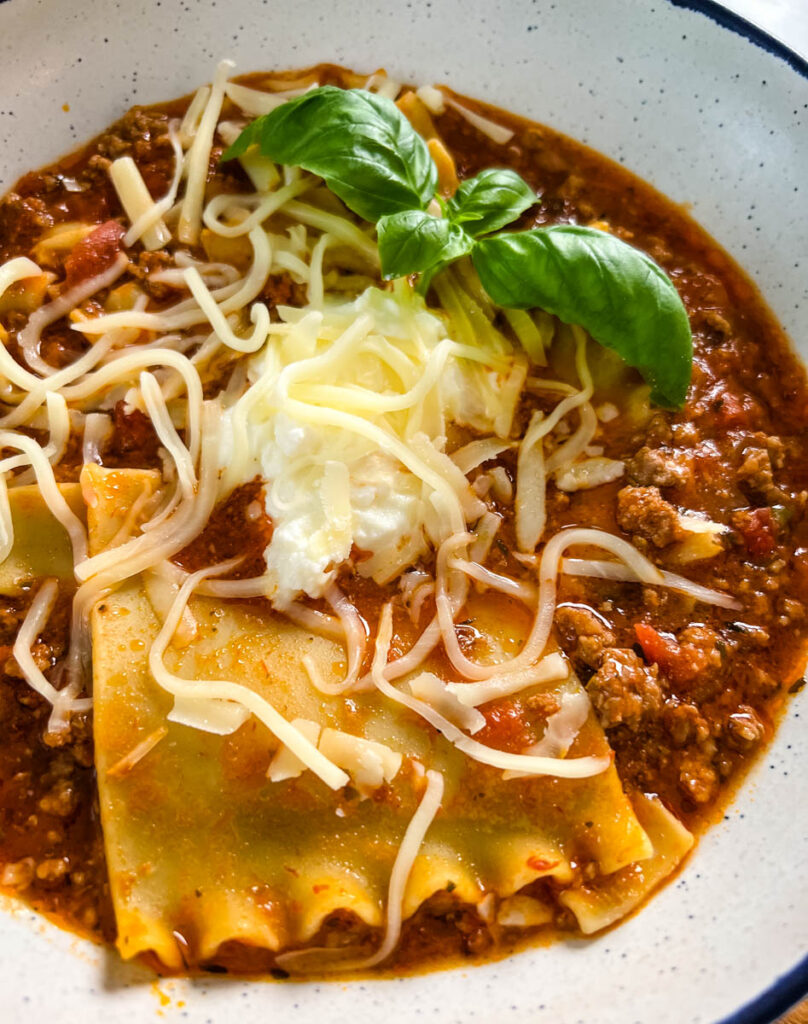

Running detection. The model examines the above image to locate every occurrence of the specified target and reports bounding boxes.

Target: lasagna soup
[0,61,805,976]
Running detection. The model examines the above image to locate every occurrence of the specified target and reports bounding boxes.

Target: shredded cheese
[372,604,608,779]
[267,718,321,781]
[147,560,349,790]
[318,728,403,794]
[106,726,168,778]
[109,156,172,251]
[444,97,514,144]
[179,59,234,244]
[276,767,445,972]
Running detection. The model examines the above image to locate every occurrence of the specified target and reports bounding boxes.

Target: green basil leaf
[377,210,474,280]
[447,168,537,236]
[222,86,438,222]
[472,225,692,408]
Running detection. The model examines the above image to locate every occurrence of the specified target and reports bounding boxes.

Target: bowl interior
[0,1,805,1021]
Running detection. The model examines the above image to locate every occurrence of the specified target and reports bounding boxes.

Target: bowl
[0,0,805,1021]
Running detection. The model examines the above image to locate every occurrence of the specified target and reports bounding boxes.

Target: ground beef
[724,705,766,752]
[697,308,733,345]
[663,699,711,747]
[625,446,692,488]
[616,485,684,547]
[96,107,171,164]
[261,273,309,313]
[106,400,162,467]
[675,751,719,805]
[554,604,615,672]
[585,649,664,731]
[0,192,54,257]
[125,249,176,301]
[736,441,787,504]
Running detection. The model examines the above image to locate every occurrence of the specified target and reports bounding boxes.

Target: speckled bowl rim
[0,1,805,1022]
[658,11,808,1022]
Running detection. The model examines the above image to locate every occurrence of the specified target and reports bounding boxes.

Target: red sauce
[0,63,805,973]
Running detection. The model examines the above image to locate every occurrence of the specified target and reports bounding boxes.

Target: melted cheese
[218,283,525,608]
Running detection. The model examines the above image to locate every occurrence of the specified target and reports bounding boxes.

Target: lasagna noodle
[0,482,84,594]
[90,469,692,969]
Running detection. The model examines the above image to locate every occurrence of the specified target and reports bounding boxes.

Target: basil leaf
[447,168,537,237]
[222,86,437,222]
[473,225,692,408]
[377,210,474,280]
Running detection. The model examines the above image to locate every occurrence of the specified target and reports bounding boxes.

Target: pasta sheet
[88,467,692,969]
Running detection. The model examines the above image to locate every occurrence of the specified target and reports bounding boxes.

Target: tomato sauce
[0,63,806,972]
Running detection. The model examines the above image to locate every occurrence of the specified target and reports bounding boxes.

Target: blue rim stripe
[662,9,808,1015]
[715,952,808,1024]
[0,0,802,1019]
[667,0,808,78]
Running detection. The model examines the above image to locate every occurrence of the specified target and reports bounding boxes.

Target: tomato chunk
[634,623,706,685]
[735,507,777,559]
[64,219,124,287]
[476,699,533,753]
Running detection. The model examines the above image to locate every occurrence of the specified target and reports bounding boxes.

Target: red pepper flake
[527,856,559,872]
[312,883,330,894]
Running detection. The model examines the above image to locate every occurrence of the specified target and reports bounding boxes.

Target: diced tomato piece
[635,623,680,672]
[64,219,124,287]
[713,390,747,428]
[736,507,777,559]
[705,383,760,431]
[634,623,705,685]
[476,699,533,753]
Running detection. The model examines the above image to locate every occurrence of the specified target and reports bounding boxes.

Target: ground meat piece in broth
[663,700,711,747]
[625,446,692,488]
[585,649,664,731]
[554,604,615,673]
[676,750,719,805]
[616,485,684,547]
[725,705,766,752]
[735,439,787,504]
[0,192,54,255]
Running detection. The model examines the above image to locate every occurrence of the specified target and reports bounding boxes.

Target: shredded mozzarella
[224,80,319,117]
[276,767,444,972]
[106,726,168,778]
[267,718,321,781]
[318,728,403,793]
[444,98,514,143]
[408,672,486,733]
[0,431,88,564]
[109,156,172,251]
[372,605,609,779]
[147,560,349,790]
[561,557,742,610]
[446,652,569,707]
[19,253,128,377]
[178,59,234,244]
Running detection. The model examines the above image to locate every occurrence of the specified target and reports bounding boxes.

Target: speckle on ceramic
[0,1,805,1022]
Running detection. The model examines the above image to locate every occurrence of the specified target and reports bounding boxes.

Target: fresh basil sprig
[377,210,473,278]
[223,86,693,408]
[447,168,536,237]
[473,226,693,408]
[224,86,437,221]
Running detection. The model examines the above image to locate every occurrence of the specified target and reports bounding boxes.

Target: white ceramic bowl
[0,1,805,1021]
